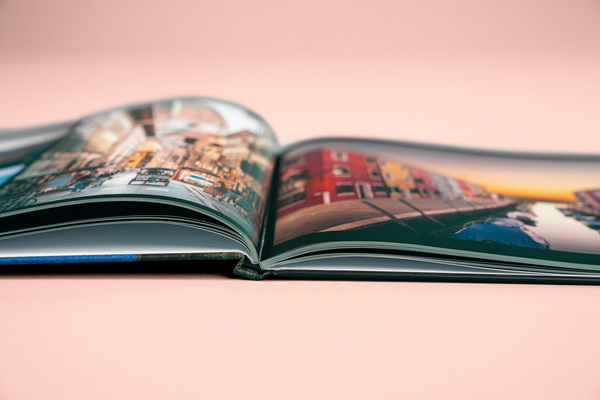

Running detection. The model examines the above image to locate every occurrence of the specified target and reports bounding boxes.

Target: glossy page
[266,139,600,269]
[0,98,279,246]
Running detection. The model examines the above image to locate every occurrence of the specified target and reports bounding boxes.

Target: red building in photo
[277,148,388,216]
[409,166,440,199]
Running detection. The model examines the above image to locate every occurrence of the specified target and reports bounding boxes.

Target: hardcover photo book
[0,97,599,282]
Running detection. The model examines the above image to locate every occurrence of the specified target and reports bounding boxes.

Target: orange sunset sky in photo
[423,158,600,202]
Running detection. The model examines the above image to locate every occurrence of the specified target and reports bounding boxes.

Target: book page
[0,121,70,187]
[267,138,600,267]
[0,98,278,246]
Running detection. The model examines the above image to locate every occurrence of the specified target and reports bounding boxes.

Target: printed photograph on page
[0,99,278,243]
[273,140,600,259]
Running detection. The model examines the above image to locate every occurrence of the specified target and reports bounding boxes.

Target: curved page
[0,98,278,247]
[267,139,600,269]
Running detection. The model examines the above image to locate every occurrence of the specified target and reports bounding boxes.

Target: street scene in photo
[274,142,600,254]
[0,99,277,242]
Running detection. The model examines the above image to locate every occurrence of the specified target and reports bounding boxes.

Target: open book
[1,97,599,282]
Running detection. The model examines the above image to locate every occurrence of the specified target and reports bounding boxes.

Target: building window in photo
[365,156,377,164]
[332,165,351,176]
[330,150,348,162]
[335,183,355,196]
[368,169,381,179]
[373,185,387,193]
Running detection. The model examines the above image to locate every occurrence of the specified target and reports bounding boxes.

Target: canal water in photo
[528,202,600,254]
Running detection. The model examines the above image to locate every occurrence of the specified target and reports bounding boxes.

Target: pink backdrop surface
[1,1,600,399]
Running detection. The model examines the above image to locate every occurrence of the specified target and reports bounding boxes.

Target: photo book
[0,97,599,282]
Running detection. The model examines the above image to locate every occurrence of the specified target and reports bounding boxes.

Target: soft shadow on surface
[0,260,240,280]
[2,260,599,285]
[3,265,600,285]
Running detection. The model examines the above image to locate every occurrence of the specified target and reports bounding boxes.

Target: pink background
[1,1,600,398]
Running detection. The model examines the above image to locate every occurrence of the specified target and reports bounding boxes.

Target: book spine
[233,258,272,280]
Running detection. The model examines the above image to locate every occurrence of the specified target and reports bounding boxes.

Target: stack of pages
[0,97,598,282]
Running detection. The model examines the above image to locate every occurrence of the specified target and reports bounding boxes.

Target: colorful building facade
[409,166,440,199]
[377,158,415,198]
[277,147,495,217]
[278,148,388,216]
